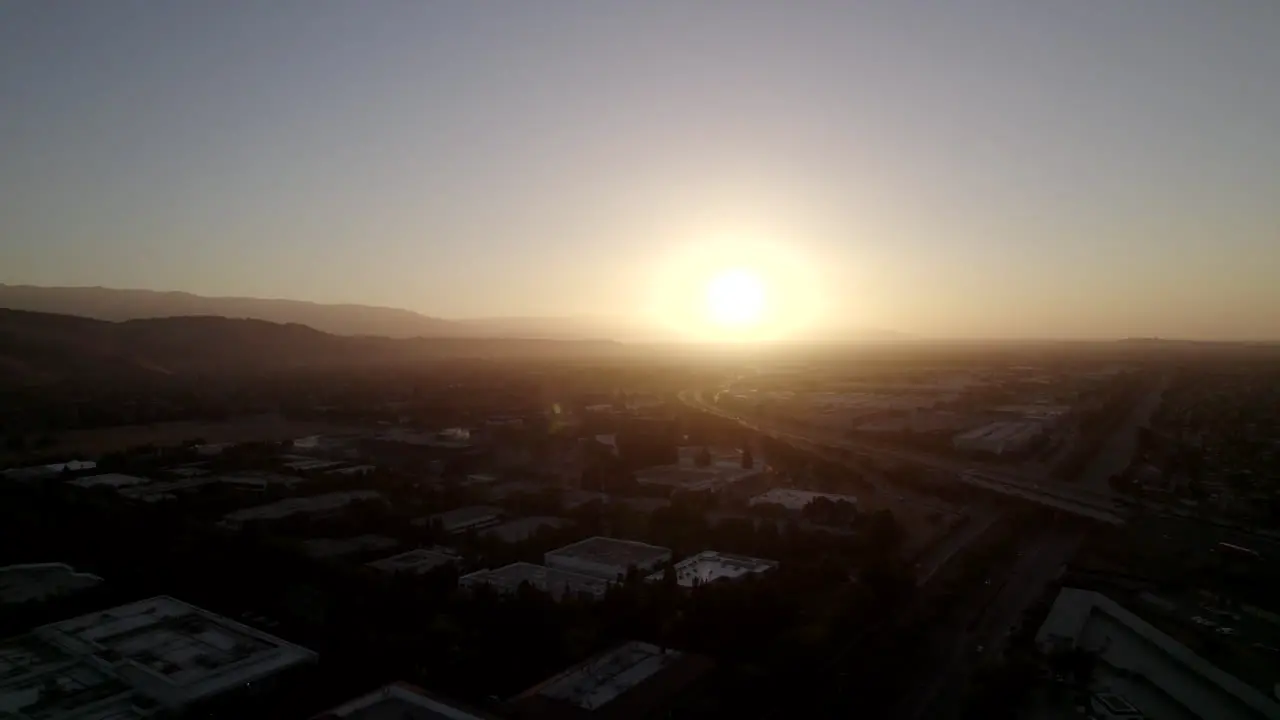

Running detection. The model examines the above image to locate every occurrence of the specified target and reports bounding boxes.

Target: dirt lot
[7,414,370,461]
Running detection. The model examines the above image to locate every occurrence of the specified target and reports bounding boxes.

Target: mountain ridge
[0,284,909,342]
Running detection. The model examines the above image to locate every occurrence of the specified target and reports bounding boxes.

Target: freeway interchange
[679,387,1130,525]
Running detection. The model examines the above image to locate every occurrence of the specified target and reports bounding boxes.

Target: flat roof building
[426,506,504,534]
[68,473,153,490]
[118,477,218,503]
[459,562,610,601]
[218,470,308,489]
[0,562,103,605]
[651,551,778,588]
[510,641,713,719]
[544,537,671,581]
[1036,588,1280,720]
[482,517,569,543]
[219,491,384,529]
[315,681,497,719]
[302,535,398,560]
[749,488,858,512]
[367,548,459,576]
[0,596,317,716]
[1,460,96,482]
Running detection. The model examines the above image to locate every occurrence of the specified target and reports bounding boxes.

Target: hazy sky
[3,1,1278,340]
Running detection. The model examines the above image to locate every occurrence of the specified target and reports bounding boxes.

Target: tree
[695,446,712,468]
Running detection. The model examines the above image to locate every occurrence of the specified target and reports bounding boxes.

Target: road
[903,525,1085,720]
[1078,373,1170,491]
[680,388,1127,524]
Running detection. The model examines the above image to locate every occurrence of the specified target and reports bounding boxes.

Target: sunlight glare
[705,268,766,328]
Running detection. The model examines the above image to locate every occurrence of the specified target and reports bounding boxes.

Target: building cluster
[0,595,317,718]
[461,536,779,601]
[1034,587,1280,720]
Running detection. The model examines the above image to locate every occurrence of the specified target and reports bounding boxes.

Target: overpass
[679,388,1128,525]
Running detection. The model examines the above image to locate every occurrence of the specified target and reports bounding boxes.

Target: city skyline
[3,1,1278,341]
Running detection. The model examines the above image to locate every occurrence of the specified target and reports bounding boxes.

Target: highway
[903,525,1085,720]
[679,388,1128,524]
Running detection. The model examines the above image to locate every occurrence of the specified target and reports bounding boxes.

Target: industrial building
[219,491,384,529]
[651,551,778,588]
[1035,588,1280,720]
[366,548,459,575]
[509,641,713,719]
[68,473,154,490]
[0,596,317,717]
[0,562,103,605]
[482,516,570,543]
[426,505,505,534]
[301,534,398,560]
[459,562,611,601]
[314,681,497,719]
[544,537,672,581]
[749,488,858,512]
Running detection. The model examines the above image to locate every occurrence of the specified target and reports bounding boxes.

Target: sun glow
[705,268,766,328]
[646,234,825,343]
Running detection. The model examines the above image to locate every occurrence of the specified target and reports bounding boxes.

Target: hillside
[0,285,462,339]
[0,309,621,388]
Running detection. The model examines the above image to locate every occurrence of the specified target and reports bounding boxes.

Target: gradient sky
[2,1,1278,340]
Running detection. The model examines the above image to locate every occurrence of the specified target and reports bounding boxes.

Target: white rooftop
[68,473,153,489]
[317,681,491,719]
[0,596,316,713]
[545,537,671,572]
[1036,588,1280,720]
[532,641,683,710]
[651,551,778,588]
[366,548,459,575]
[0,563,103,605]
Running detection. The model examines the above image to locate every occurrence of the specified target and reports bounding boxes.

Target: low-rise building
[366,548,460,575]
[0,596,317,717]
[749,488,858,512]
[68,473,154,490]
[314,681,496,719]
[281,458,346,472]
[1035,588,1280,720]
[425,505,505,534]
[510,641,713,719]
[219,491,384,529]
[301,534,398,560]
[119,476,218,503]
[482,516,570,543]
[544,537,671,581]
[217,470,308,490]
[459,562,610,601]
[651,551,778,588]
[0,562,103,605]
[2,460,96,482]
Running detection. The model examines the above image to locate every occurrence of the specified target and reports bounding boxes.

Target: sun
[705,268,766,329]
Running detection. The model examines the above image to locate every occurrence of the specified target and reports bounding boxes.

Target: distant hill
[0,309,622,388]
[0,284,909,343]
[0,285,462,339]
